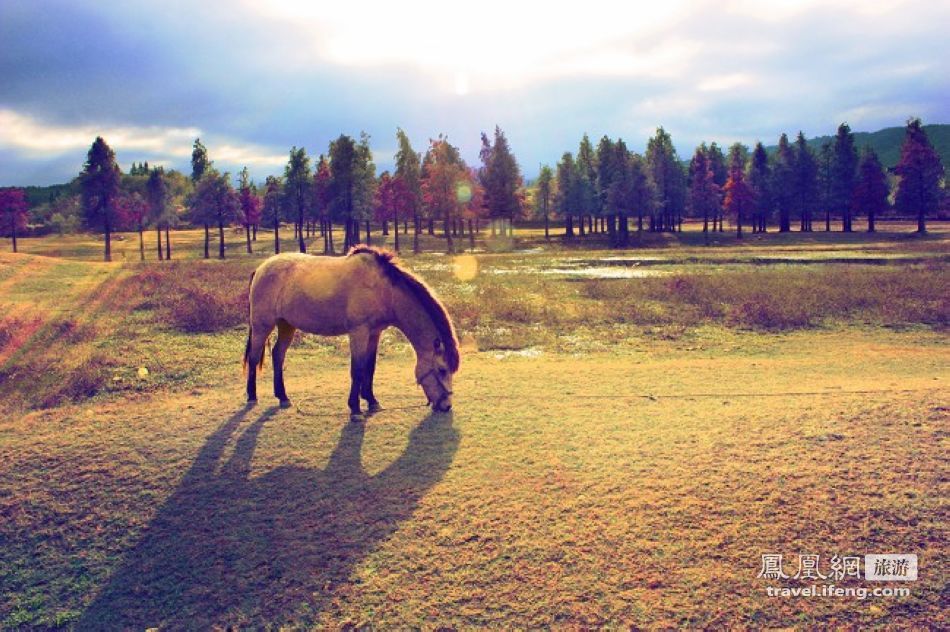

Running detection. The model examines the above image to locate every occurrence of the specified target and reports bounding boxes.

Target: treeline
[548,119,946,245]
[0,118,945,258]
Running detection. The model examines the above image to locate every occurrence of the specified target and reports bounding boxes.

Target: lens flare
[452,254,479,281]
[456,183,472,204]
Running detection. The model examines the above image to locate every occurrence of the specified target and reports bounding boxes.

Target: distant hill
[766,124,949,168]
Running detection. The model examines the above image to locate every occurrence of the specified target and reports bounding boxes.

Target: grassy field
[0,225,947,628]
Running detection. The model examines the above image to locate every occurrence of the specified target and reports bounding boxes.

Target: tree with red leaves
[723,145,754,239]
[688,145,721,237]
[421,136,467,253]
[0,187,29,252]
[895,118,945,233]
[852,148,889,233]
[374,171,396,238]
[80,136,122,261]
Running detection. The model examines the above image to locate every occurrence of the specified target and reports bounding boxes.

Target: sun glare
[452,254,479,282]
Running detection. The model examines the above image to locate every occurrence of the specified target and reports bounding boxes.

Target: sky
[1,0,948,186]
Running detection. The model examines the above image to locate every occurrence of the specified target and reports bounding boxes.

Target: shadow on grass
[78,405,459,628]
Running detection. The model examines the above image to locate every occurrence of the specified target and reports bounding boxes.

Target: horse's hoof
[350,412,366,423]
[366,402,383,415]
[246,398,258,408]
[279,399,292,409]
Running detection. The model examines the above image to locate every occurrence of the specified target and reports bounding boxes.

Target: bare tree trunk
[218,221,225,259]
[245,223,252,253]
[413,216,420,253]
[203,223,210,259]
[468,219,475,251]
[252,224,257,241]
[365,220,371,245]
[10,219,16,253]
[274,219,280,255]
[138,226,145,261]
[165,226,171,259]
[298,207,306,253]
[104,218,112,262]
[156,225,163,261]
[393,209,400,252]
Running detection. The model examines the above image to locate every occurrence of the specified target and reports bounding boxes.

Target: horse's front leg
[348,328,370,422]
[361,330,382,414]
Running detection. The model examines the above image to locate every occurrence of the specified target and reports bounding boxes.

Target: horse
[243,245,460,421]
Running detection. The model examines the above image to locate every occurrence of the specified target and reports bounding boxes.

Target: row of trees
[547,119,944,244]
[1,119,944,257]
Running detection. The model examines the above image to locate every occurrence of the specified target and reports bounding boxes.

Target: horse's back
[248,253,386,335]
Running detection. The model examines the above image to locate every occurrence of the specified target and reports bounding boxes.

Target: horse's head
[416,338,453,412]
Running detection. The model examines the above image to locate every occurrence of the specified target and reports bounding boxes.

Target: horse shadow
[78,405,459,629]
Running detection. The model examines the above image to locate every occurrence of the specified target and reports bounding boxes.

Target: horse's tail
[242,271,267,375]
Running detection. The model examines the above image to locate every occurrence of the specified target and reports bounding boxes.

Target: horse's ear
[433,338,443,353]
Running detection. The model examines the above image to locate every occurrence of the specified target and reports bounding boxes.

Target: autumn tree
[723,144,754,238]
[852,147,889,233]
[80,136,122,261]
[374,171,396,237]
[238,167,262,253]
[831,123,858,232]
[536,164,554,240]
[895,118,945,233]
[0,188,29,252]
[422,136,467,253]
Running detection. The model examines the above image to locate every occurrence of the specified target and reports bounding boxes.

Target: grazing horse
[243,245,459,420]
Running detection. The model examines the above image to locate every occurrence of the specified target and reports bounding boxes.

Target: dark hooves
[279,399,292,409]
[366,402,383,415]
[350,412,366,423]
[246,398,258,407]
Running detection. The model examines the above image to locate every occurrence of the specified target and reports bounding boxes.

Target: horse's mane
[347,245,460,372]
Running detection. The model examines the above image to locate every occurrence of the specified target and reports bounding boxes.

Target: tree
[146,168,169,260]
[284,146,312,253]
[536,165,554,240]
[771,133,795,232]
[706,142,727,231]
[723,145,754,239]
[422,136,467,253]
[120,191,149,260]
[191,138,213,256]
[895,118,945,233]
[329,135,358,250]
[478,126,523,237]
[192,170,240,259]
[374,171,396,238]
[80,136,122,261]
[793,132,818,232]
[748,142,771,232]
[395,128,422,252]
[852,147,889,233]
[238,167,262,253]
[628,154,655,234]
[261,176,283,254]
[312,155,334,253]
[817,142,834,231]
[353,132,377,245]
[646,127,686,232]
[831,123,858,232]
[575,134,598,234]
[555,152,581,238]
[0,188,29,252]
[688,145,720,237]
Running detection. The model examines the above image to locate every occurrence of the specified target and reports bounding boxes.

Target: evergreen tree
[688,145,720,236]
[645,127,686,232]
[831,123,858,231]
[576,133,598,234]
[80,136,122,261]
[748,142,771,232]
[817,142,834,231]
[312,155,334,253]
[329,135,358,250]
[555,152,580,238]
[146,167,169,261]
[191,138,213,257]
[395,128,423,252]
[895,118,945,233]
[771,133,795,232]
[536,164,554,240]
[852,147,889,233]
[793,131,818,231]
[723,144,754,239]
[191,170,239,259]
[478,126,523,236]
[262,175,283,254]
[284,146,312,253]
[707,142,727,231]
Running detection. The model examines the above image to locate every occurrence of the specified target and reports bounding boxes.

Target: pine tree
[395,128,422,252]
[284,146,312,253]
[852,147,889,233]
[555,152,579,238]
[723,145,754,239]
[895,118,945,233]
[748,142,771,232]
[771,134,795,232]
[536,165,554,240]
[80,136,122,261]
[793,132,818,231]
[831,123,858,232]
[146,167,168,260]
[646,127,686,232]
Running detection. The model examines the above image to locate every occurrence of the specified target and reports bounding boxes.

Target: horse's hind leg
[273,320,295,408]
[361,330,382,414]
[246,323,274,404]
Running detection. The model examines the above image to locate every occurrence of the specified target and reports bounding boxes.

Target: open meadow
[1,223,948,628]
